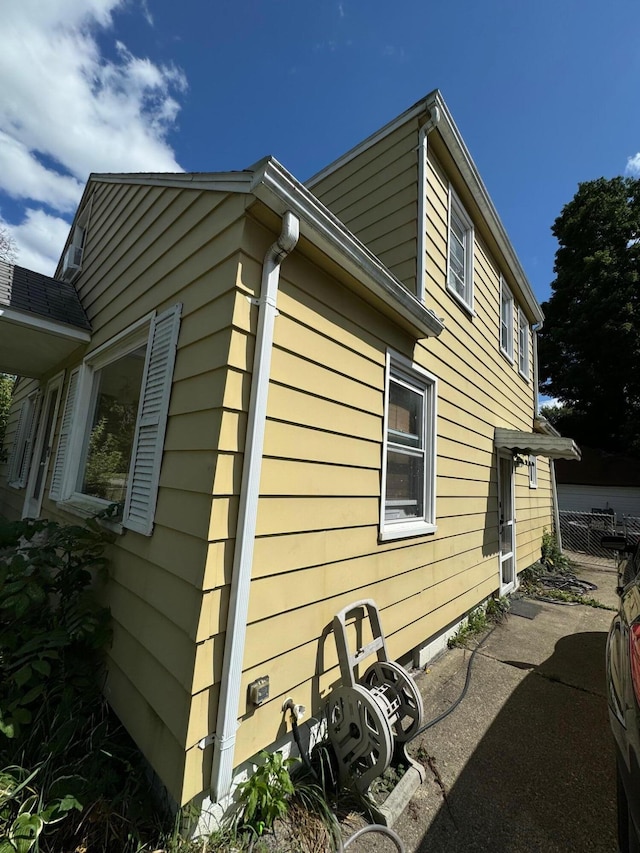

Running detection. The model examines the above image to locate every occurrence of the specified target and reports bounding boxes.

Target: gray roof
[0,260,90,331]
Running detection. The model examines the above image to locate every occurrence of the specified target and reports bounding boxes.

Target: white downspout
[533,319,562,548]
[532,320,542,418]
[210,211,300,802]
[417,105,441,302]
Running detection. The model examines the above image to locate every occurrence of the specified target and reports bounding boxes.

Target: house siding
[0,183,249,805]
[198,204,551,772]
[309,120,421,295]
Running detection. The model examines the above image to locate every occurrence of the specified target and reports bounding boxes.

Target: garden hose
[408,623,498,740]
[341,823,405,851]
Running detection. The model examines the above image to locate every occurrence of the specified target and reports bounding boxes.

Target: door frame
[497,450,517,595]
[22,371,64,519]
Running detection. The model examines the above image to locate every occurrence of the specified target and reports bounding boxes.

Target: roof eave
[252,159,444,340]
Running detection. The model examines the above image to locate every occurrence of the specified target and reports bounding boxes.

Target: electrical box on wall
[248,676,269,706]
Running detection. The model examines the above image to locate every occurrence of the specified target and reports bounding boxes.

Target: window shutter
[50,368,80,500]
[8,394,39,488]
[15,394,40,488]
[8,400,28,485]
[123,303,181,536]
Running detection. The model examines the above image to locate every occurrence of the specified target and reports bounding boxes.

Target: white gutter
[417,105,441,303]
[210,211,300,801]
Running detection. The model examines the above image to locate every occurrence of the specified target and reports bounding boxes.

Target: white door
[22,373,63,519]
[498,453,516,594]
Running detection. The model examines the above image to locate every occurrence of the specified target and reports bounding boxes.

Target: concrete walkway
[348,567,618,852]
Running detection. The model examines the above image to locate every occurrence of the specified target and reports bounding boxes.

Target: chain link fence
[559,509,640,567]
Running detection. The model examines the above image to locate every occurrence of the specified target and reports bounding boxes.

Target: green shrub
[541,528,570,573]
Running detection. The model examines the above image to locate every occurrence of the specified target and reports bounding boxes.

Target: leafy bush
[0,515,178,851]
[541,528,570,573]
[0,516,111,740]
[232,751,296,837]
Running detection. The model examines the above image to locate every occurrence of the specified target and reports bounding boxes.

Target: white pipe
[532,320,543,417]
[532,319,562,547]
[210,211,300,802]
[417,106,441,302]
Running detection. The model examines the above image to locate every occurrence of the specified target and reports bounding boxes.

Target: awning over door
[494,428,581,461]
[0,261,91,378]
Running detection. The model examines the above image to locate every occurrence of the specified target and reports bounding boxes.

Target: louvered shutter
[15,393,40,488]
[123,304,181,535]
[9,400,28,486]
[50,368,80,500]
[8,399,29,486]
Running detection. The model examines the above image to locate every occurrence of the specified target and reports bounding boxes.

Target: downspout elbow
[271,211,299,264]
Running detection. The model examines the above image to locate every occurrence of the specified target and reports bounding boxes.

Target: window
[50,304,181,535]
[8,391,39,488]
[529,455,538,489]
[447,188,474,311]
[500,280,514,360]
[380,352,437,541]
[518,307,530,379]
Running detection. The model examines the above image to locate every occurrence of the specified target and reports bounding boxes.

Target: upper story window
[518,307,530,379]
[380,351,437,541]
[447,188,474,312]
[500,280,514,361]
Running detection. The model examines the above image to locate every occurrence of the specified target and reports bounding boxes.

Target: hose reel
[326,600,424,793]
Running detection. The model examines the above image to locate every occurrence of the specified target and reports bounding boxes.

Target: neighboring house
[0,90,579,816]
[555,446,640,518]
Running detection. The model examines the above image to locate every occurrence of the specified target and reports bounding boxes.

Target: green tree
[538,176,640,454]
[0,374,15,463]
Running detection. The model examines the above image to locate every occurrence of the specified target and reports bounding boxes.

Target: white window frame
[518,307,530,379]
[500,279,514,361]
[529,455,538,489]
[446,187,474,313]
[8,390,40,489]
[50,305,181,535]
[379,350,437,542]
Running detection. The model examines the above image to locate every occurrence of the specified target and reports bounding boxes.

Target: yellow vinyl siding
[227,128,553,772]
[0,180,253,805]
[310,120,420,294]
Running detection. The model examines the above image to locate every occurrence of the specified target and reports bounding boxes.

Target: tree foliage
[0,226,17,264]
[538,176,640,454]
[0,374,15,464]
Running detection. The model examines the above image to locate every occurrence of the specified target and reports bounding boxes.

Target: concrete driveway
[347,565,618,852]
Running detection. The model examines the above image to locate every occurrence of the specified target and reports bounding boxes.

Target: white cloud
[1,209,71,275]
[0,132,83,211]
[0,0,187,265]
[626,153,640,176]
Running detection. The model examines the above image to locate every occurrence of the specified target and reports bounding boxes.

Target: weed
[368,762,406,802]
[448,596,509,648]
[229,750,296,837]
[535,588,615,610]
[541,528,571,573]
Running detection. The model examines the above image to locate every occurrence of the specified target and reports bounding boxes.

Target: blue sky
[2,0,639,306]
